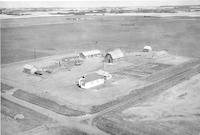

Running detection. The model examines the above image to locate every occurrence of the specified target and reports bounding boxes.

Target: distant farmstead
[79,50,101,58]
[104,48,124,63]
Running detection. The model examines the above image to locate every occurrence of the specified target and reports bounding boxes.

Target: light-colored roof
[107,48,124,59]
[23,64,36,69]
[143,46,152,51]
[83,73,104,83]
[80,50,101,57]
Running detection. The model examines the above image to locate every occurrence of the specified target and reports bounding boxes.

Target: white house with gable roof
[77,70,112,89]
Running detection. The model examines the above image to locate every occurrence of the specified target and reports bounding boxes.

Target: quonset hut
[104,48,124,63]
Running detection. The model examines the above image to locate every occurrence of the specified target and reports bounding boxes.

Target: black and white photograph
[1,0,200,135]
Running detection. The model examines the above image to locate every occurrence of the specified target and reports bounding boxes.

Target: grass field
[96,74,200,135]
[1,83,14,92]
[13,89,86,116]
[1,97,90,135]
[1,16,200,64]
[1,97,52,135]
[40,126,90,135]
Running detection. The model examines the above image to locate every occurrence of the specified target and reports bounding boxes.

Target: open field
[13,89,86,116]
[31,126,90,135]
[1,16,200,64]
[12,124,92,135]
[1,97,93,135]
[95,74,200,135]
[1,83,14,92]
[1,97,52,135]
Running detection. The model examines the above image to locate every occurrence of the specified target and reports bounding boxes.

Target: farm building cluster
[22,46,155,89]
[3,44,193,109]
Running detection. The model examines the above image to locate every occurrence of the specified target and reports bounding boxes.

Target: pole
[34,48,36,59]
[103,60,105,70]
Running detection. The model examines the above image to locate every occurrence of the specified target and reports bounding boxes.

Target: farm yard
[1,13,200,135]
[1,48,193,111]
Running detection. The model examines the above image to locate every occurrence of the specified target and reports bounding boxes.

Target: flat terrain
[1,50,191,112]
[1,98,52,135]
[28,126,91,135]
[1,97,93,135]
[1,16,200,64]
[1,15,200,135]
[96,74,200,135]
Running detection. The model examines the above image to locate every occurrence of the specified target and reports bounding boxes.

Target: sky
[0,0,200,8]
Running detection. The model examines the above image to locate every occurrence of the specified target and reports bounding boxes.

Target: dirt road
[91,59,200,124]
[1,93,108,135]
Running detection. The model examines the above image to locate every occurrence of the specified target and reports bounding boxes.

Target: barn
[104,49,124,63]
[79,50,101,59]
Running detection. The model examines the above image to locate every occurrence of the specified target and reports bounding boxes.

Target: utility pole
[103,61,104,70]
[34,48,36,59]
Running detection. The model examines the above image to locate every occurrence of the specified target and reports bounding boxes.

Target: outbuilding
[79,50,101,59]
[23,64,38,74]
[104,48,124,63]
[143,46,152,52]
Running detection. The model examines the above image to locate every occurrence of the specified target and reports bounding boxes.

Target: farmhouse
[79,50,101,59]
[104,48,124,63]
[78,73,105,89]
[78,70,112,89]
[23,64,38,74]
